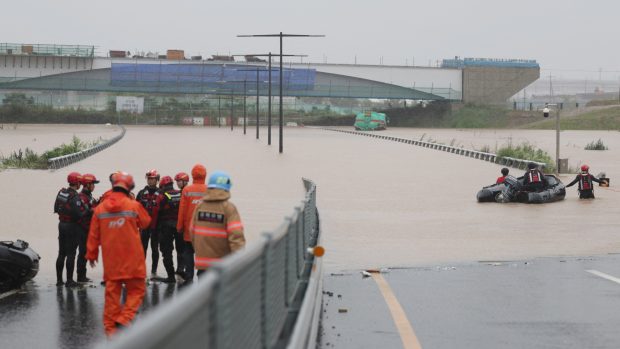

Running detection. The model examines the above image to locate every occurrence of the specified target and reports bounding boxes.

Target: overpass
[0,43,539,104]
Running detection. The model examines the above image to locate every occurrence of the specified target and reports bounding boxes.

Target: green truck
[354,111,388,131]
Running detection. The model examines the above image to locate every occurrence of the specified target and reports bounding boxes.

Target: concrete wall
[462,66,540,104]
[0,55,94,80]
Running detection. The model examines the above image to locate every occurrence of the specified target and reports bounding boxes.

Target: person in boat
[496,168,509,184]
[76,173,100,284]
[566,164,606,199]
[522,162,547,192]
[86,172,151,337]
[54,172,88,287]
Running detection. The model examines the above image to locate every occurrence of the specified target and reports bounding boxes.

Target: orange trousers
[103,278,146,337]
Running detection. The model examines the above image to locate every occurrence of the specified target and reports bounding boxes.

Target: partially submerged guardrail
[104,178,322,349]
[47,125,126,170]
[323,128,546,170]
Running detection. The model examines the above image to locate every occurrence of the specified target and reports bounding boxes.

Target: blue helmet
[208,171,232,191]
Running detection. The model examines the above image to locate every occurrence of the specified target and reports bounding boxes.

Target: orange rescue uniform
[177,164,207,241]
[86,191,151,336]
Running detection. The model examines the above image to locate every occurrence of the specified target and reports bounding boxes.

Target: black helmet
[527,162,537,170]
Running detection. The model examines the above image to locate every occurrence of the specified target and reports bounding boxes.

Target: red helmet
[159,176,173,188]
[81,173,100,185]
[67,172,82,185]
[145,169,160,180]
[174,172,190,182]
[581,164,589,172]
[113,172,135,191]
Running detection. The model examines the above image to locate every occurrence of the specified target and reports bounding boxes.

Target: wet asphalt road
[0,280,179,349]
[320,255,620,349]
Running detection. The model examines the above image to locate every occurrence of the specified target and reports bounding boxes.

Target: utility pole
[243,80,247,135]
[230,92,234,131]
[237,32,324,153]
[234,54,303,146]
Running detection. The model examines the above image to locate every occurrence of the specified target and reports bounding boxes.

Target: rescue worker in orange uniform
[177,164,207,283]
[566,164,606,199]
[153,176,181,283]
[136,169,162,278]
[522,162,547,192]
[173,172,189,278]
[190,171,245,276]
[54,172,87,287]
[76,173,100,283]
[86,172,151,337]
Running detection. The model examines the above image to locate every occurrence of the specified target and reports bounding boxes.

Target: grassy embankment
[0,136,102,169]
[522,105,620,130]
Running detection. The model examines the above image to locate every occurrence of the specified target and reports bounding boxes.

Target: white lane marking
[0,289,19,300]
[586,270,620,285]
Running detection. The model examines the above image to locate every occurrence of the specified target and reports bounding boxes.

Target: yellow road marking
[372,273,423,349]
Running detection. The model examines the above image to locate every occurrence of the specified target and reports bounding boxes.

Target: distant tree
[2,93,34,107]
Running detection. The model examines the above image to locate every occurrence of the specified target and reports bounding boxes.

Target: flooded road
[0,125,619,348]
[0,124,121,156]
[1,125,619,276]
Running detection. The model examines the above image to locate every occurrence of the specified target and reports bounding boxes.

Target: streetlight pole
[256,69,259,139]
[236,67,270,139]
[544,103,560,174]
[279,35,283,153]
[268,52,272,145]
[237,32,324,153]
[555,106,560,173]
[230,91,234,131]
[243,79,247,135]
[234,54,303,146]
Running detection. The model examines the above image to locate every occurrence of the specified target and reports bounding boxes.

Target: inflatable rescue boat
[477,175,566,204]
[0,240,40,288]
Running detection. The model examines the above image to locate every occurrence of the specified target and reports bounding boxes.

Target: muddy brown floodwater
[1,125,619,283]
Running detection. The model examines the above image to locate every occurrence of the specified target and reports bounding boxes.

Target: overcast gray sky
[5,0,619,80]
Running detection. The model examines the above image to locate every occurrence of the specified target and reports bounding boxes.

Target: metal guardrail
[104,178,322,349]
[323,128,546,170]
[47,126,126,170]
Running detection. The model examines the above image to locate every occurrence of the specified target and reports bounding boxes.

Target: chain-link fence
[102,178,321,349]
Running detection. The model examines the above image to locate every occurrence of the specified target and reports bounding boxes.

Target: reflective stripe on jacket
[190,188,245,269]
[86,191,151,281]
[177,184,207,241]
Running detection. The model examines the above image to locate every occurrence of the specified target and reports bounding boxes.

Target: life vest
[78,190,98,229]
[137,187,160,216]
[80,190,98,209]
[579,174,593,190]
[159,189,181,222]
[528,170,542,183]
[54,188,78,222]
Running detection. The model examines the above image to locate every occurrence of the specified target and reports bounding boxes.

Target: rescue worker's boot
[161,265,176,284]
[77,276,92,283]
[65,255,77,288]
